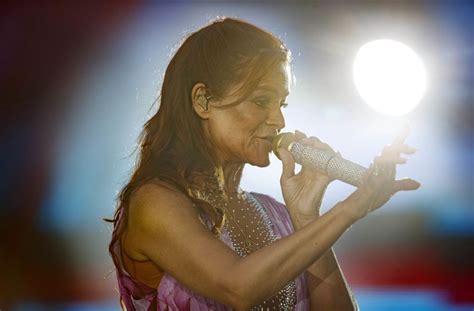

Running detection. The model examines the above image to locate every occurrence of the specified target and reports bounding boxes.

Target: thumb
[278,147,295,180]
[393,178,421,192]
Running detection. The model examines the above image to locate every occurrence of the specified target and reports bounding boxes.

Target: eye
[253,97,271,108]
[252,96,288,110]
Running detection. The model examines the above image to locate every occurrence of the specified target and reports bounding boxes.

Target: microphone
[272,132,367,187]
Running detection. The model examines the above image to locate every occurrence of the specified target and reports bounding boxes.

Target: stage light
[353,39,426,116]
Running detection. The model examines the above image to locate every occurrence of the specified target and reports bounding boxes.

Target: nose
[266,105,286,131]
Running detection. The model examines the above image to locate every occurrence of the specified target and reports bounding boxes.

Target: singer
[108,17,420,310]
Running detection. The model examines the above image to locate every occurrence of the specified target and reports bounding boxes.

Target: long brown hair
[107,17,291,240]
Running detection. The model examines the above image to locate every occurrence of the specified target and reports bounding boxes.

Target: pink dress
[109,191,310,310]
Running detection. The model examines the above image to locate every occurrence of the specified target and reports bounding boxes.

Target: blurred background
[1,1,472,310]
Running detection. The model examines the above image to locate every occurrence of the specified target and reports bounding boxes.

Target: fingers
[375,138,418,180]
[392,125,411,145]
[294,130,338,155]
[299,135,338,181]
[301,137,336,153]
[294,130,307,141]
[300,136,337,155]
[393,178,421,192]
[374,154,407,165]
[342,155,421,220]
[355,164,381,196]
[362,163,420,194]
[379,126,416,162]
[340,166,381,216]
[382,143,417,156]
[340,165,415,218]
[278,147,295,180]
[363,164,387,190]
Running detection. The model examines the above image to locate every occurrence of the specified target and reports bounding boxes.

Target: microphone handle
[290,141,367,187]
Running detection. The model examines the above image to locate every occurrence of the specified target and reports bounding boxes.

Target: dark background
[1,1,472,310]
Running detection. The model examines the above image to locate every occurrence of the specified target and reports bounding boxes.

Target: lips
[257,135,276,150]
[258,136,275,145]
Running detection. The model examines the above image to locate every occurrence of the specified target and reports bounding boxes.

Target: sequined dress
[109,189,310,310]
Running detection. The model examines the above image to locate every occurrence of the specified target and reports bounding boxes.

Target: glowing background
[353,39,427,116]
[1,2,472,310]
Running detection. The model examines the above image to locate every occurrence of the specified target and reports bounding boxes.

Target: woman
[108,17,420,310]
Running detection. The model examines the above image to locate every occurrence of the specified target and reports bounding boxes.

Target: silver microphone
[272,132,367,187]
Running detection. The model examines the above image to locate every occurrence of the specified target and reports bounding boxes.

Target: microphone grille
[272,132,296,153]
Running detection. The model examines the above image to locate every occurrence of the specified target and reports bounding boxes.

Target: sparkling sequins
[186,170,297,310]
[223,192,297,311]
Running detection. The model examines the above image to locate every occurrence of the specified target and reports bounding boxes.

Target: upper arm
[123,182,242,307]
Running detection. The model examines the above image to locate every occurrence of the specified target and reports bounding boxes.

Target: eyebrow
[255,86,289,98]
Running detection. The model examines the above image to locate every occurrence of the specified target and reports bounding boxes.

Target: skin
[122,62,421,310]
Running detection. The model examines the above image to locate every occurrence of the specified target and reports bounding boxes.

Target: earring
[196,95,209,111]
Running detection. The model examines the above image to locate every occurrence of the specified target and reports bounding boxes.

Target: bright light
[353,39,426,116]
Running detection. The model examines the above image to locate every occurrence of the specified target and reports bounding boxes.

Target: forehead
[256,62,291,97]
[219,62,291,103]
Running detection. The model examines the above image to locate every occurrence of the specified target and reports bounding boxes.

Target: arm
[290,211,357,311]
[280,130,419,311]
[123,182,356,311]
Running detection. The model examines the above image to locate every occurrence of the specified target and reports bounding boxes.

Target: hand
[339,127,421,221]
[278,130,339,220]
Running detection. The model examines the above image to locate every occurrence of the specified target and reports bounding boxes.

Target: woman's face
[205,62,289,167]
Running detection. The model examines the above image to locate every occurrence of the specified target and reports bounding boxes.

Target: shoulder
[128,180,198,230]
[131,180,192,211]
[124,180,202,257]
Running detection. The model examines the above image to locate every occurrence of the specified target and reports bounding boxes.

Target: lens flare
[353,39,426,116]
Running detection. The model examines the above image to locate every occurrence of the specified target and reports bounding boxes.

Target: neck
[188,162,245,198]
[199,123,245,194]
[220,162,245,195]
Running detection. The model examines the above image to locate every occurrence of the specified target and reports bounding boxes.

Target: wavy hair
[107,17,291,241]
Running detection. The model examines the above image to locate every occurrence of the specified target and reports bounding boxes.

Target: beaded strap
[236,192,297,311]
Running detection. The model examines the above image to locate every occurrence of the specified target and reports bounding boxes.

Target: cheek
[209,105,269,161]
[228,110,265,147]
[209,114,251,151]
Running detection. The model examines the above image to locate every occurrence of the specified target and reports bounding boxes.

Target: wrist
[289,209,320,230]
[333,201,361,225]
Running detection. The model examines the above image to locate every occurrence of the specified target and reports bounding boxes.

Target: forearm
[290,197,356,310]
[306,248,357,310]
[230,203,355,309]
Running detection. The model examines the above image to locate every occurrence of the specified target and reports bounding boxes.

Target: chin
[249,154,271,167]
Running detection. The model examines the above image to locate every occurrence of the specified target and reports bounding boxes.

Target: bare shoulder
[122,180,244,307]
[131,180,194,214]
[128,179,200,230]
[123,179,203,260]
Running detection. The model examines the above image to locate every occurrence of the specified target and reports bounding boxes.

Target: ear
[191,82,211,120]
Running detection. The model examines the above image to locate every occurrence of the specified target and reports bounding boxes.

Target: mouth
[257,135,276,150]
